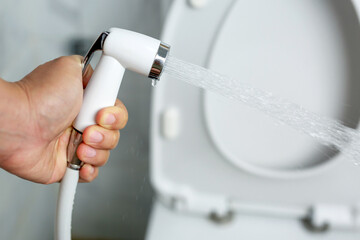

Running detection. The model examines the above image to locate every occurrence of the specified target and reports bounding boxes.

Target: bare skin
[0,55,128,184]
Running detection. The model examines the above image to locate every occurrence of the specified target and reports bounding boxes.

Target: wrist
[0,79,30,166]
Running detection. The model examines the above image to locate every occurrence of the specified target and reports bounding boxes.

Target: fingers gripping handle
[74,54,125,132]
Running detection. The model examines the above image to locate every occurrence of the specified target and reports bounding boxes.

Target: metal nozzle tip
[148,42,170,81]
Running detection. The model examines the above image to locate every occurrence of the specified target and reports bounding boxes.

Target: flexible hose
[55,168,79,240]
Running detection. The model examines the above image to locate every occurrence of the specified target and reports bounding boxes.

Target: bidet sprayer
[67,28,170,170]
[56,28,170,240]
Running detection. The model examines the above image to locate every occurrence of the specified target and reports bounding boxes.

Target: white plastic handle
[74,54,125,132]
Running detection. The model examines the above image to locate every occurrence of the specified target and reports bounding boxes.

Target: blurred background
[0,0,172,239]
[3,1,360,240]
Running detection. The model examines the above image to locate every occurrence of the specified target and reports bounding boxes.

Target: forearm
[0,78,28,164]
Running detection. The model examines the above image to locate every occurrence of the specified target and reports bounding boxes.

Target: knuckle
[55,56,72,66]
[107,130,120,149]
[97,161,105,167]
[120,110,129,129]
[97,156,107,167]
[53,56,82,80]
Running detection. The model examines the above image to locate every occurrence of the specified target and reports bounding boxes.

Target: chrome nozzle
[148,42,170,82]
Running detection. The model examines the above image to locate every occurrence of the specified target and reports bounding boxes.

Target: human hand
[0,56,128,184]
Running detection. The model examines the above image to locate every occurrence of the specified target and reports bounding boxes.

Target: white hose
[55,168,79,240]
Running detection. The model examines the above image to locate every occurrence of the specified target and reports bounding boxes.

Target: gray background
[0,0,172,239]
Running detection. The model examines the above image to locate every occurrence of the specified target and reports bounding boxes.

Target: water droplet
[151,79,157,87]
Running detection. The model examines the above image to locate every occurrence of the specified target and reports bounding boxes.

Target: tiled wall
[0,0,171,239]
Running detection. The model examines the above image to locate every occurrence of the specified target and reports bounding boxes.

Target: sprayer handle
[74,54,125,132]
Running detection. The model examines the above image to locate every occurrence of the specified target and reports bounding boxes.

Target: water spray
[55,28,170,240]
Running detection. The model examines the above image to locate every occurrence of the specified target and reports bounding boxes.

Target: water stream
[164,55,360,164]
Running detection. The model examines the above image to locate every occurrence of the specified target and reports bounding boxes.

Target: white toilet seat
[148,0,360,239]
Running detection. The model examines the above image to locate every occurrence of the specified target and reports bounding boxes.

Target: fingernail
[89,131,103,143]
[88,165,95,174]
[85,147,96,157]
[104,113,116,125]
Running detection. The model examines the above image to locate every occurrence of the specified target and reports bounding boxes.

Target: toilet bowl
[147,0,360,239]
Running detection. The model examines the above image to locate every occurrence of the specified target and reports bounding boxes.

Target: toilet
[146,0,360,239]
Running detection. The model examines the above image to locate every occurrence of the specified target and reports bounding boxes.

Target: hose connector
[67,128,83,170]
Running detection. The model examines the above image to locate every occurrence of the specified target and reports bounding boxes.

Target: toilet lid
[204,0,360,178]
[151,0,360,216]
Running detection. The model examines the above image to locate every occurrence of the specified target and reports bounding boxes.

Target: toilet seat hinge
[304,204,360,232]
